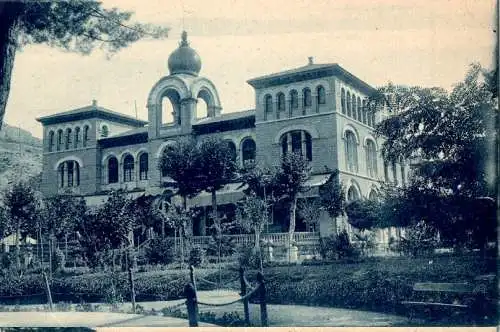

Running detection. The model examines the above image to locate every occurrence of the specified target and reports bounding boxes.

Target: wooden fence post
[128,267,136,314]
[43,272,53,311]
[257,271,268,327]
[189,265,197,292]
[184,283,199,327]
[240,266,250,325]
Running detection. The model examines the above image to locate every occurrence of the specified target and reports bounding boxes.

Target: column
[300,131,306,158]
[287,132,292,153]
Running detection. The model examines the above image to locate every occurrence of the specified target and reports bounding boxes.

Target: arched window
[317,85,326,105]
[160,145,176,177]
[226,140,237,162]
[101,125,109,138]
[345,130,358,173]
[123,154,134,182]
[367,110,373,127]
[357,97,362,121]
[366,140,377,177]
[48,131,54,152]
[347,186,360,202]
[383,160,389,181]
[58,160,80,188]
[83,125,89,147]
[108,157,119,184]
[139,153,148,180]
[277,92,285,112]
[57,129,63,151]
[58,162,65,188]
[264,94,273,120]
[65,128,72,150]
[369,190,378,201]
[391,160,398,185]
[346,91,351,117]
[290,90,298,113]
[341,88,346,114]
[241,138,256,165]
[352,96,357,120]
[303,88,312,108]
[280,130,312,161]
[362,100,367,124]
[74,127,80,148]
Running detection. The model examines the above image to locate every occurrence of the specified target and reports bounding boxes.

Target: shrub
[0,252,13,270]
[144,238,175,265]
[237,245,261,269]
[189,246,204,267]
[319,230,359,260]
[53,248,66,272]
[206,236,236,257]
[394,221,438,257]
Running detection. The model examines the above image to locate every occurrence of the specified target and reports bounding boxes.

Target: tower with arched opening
[147,31,222,140]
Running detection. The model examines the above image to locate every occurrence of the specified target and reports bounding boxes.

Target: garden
[0,64,497,327]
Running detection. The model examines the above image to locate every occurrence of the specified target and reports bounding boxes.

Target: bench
[402,282,481,322]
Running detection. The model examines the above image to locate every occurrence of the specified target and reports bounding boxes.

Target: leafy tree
[372,64,497,248]
[235,193,269,270]
[318,170,346,234]
[126,194,162,245]
[297,198,321,231]
[158,138,203,210]
[158,138,203,263]
[43,194,87,242]
[3,181,41,270]
[198,137,238,234]
[42,194,87,271]
[0,1,169,129]
[273,152,311,245]
[345,199,381,231]
[76,190,134,268]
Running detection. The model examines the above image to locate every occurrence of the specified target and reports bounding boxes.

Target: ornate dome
[168,31,201,76]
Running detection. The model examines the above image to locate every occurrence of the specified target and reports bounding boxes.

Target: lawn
[0,253,496,324]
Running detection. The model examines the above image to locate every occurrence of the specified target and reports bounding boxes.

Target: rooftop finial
[180,30,189,47]
[308,56,314,65]
[92,99,97,106]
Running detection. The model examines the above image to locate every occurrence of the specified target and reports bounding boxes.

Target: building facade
[37,32,407,245]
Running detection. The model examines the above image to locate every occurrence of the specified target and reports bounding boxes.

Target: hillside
[0,123,42,192]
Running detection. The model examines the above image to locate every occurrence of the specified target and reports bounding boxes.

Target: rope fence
[0,264,271,327]
[185,266,268,327]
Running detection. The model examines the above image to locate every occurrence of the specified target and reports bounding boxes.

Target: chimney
[92,99,97,106]
[308,56,314,65]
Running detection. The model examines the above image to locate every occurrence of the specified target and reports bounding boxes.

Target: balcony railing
[169,232,320,248]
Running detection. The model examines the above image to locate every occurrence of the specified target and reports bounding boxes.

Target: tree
[3,181,41,270]
[318,170,346,234]
[198,137,238,233]
[273,152,311,246]
[372,64,497,248]
[0,1,169,129]
[235,193,269,269]
[42,194,87,271]
[198,137,238,272]
[345,199,381,231]
[158,138,202,210]
[76,190,134,268]
[158,138,203,263]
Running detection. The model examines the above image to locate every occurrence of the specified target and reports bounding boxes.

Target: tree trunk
[288,197,297,246]
[15,219,20,271]
[211,190,223,282]
[0,2,24,130]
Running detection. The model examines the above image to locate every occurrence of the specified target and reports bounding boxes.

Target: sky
[6,0,497,138]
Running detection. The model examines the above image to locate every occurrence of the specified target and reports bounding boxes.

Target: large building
[37,31,407,245]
